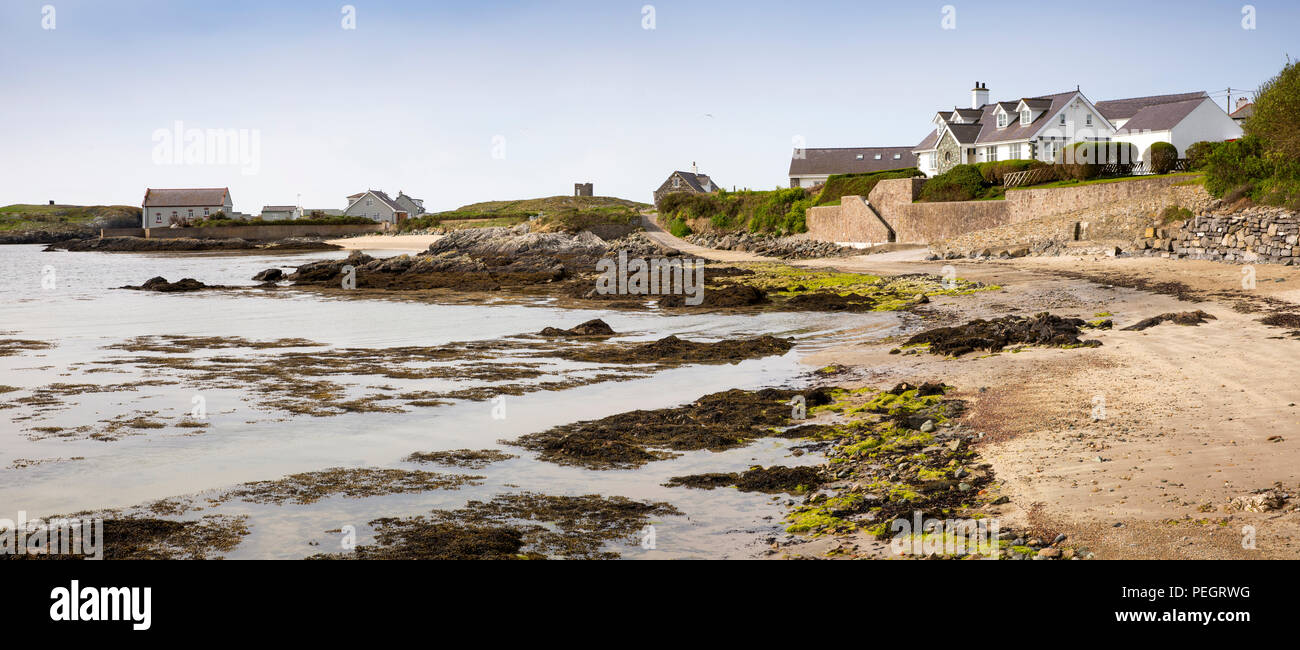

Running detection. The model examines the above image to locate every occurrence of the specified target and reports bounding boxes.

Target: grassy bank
[0,204,140,232]
[401,195,649,233]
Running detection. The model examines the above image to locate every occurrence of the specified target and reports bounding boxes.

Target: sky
[0,0,1294,213]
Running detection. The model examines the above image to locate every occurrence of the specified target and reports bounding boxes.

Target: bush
[666,216,692,237]
[813,168,924,206]
[919,164,989,202]
[658,187,810,234]
[1159,205,1193,224]
[1202,137,1270,198]
[1149,141,1179,174]
[1185,141,1217,170]
[1245,57,1300,161]
[974,159,1045,185]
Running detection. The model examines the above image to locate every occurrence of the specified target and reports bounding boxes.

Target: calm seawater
[0,244,899,558]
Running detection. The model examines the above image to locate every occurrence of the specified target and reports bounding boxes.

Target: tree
[1245,57,1300,162]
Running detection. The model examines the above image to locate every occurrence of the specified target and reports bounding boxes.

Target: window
[873,153,881,160]
[986,147,998,162]
[1059,114,1066,126]
[1085,114,1093,126]
[672,177,680,188]
[856,154,864,160]
[187,209,193,218]
[204,208,210,216]
[366,198,373,206]
[893,153,901,159]
[1010,143,1021,159]
[997,112,1008,128]
[1020,109,1030,125]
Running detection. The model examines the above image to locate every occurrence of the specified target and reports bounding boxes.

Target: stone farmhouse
[141,187,233,229]
[653,165,722,207]
[912,82,1242,176]
[788,147,917,188]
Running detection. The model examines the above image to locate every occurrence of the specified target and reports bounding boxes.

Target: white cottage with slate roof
[141,187,233,229]
[912,82,1241,176]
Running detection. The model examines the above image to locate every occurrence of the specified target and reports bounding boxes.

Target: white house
[1104,95,1243,163]
[141,187,233,229]
[343,190,408,224]
[260,205,302,221]
[788,147,916,188]
[913,83,1242,176]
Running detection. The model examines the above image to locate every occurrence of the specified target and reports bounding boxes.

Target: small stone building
[652,166,722,207]
[574,182,593,197]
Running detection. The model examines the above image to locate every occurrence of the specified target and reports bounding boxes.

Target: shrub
[814,168,923,206]
[1185,141,1217,170]
[666,216,692,237]
[974,159,1044,185]
[1149,141,1179,174]
[1159,205,1193,224]
[1245,57,1300,161]
[658,187,810,234]
[1202,136,1270,198]
[918,164,988,202]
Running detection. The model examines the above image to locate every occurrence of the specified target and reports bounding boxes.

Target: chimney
[1236,96,1250,110]
[971,81,989,109]
[692,161,698,174]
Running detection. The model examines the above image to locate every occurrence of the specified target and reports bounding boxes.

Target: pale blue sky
[0,0,1293,212]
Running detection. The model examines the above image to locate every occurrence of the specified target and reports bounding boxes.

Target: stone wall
[131,223,388,240]
[1158,206,1300,264]
[805,174,1204,246]
[806,195,893,244]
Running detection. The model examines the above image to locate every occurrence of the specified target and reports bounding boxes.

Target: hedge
[1149,142,1179,175]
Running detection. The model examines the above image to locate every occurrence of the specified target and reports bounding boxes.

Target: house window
[893,153,901,159]
[873,154,881,160]
[204,208,210,216]
[366,198,373,206]
[187,209,193,218]
[997,112,1007,128]
[1010,143,1021,159]
[856,154,864,160]
[1085,114,1093,126]
[1059,114,1066,126]
[672,177,680,188]
[986,147,998,162]
[1020,109,1030,125]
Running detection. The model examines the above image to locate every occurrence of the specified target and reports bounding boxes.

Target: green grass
[1006,171,1201,191]
[813,168,924,206]
[0,204,141,232]
[401,195,649,233]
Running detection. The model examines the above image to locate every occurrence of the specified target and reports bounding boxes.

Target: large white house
[913,82,1242,176]
[343,190,409,224]
[141,187,233,229]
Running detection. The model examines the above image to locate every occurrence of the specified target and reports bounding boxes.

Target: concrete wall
[805,174,1197,245]
[104,223,387,240]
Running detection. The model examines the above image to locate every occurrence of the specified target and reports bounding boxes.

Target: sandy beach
[639,220,1300,559]
[325,233,442,251]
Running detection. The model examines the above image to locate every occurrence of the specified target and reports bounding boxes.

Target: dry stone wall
[1157,207,1300,265]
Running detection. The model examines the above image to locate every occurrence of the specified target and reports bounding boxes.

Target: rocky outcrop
[686,232,853,259]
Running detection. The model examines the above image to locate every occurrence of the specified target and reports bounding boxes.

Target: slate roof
[347,190,406,213]
[1112,98,1206,133]
[142,188,229,207]
[262,205,298,211]
[1094,91,1207,121]
[788,147,917,176]
[915,91,1078,151]
[669,171,720,193]
[1230,102,1254,119]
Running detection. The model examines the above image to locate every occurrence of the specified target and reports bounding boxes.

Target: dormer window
[856,154,864,160]
[893,153,901,159]
[1020,109,1031,125]
[997,112,1008,128]
[873,154,882,160]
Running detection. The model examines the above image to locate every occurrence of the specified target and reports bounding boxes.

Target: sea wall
[103,223,388,240]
